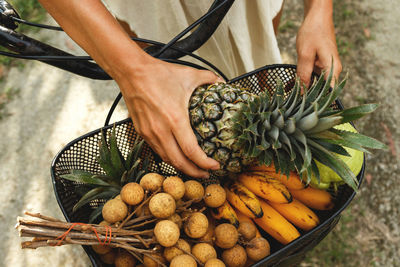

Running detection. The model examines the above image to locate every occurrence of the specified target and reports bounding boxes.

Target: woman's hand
[296,0,342,86]
[38,0,222,178]
[116,57,223,178]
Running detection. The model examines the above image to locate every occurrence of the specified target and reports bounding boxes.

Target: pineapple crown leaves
[60,125,150,213]
[233,66,387,191]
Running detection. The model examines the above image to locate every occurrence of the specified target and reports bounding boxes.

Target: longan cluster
[94,173,268,267]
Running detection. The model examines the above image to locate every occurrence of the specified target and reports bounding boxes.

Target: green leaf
[308,139,358,191]
[73,187,119,213]
[284,80,301,117]
[61,170,110,186]
[88,205,104,224]
[322,137,371,153]
[311,139,351,156]
[331,129,388,149]
[338,104,379,123]
[305,116,343,134]
[98,130,120,180]
[109,126,127,176]
[310,159,320,184]
[293,129,312,172]
[317,76,347,115]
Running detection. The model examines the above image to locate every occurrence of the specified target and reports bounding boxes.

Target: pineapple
[189,68,386,190]
[61,126,150,222]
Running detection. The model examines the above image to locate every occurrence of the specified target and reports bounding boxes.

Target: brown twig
[118,188,161,230]
[125,218,158,230]
[24,212,61,222]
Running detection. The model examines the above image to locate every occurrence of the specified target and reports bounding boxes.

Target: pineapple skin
[189,83,254,176]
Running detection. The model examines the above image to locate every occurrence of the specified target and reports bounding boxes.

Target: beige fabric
[103,0,283,79]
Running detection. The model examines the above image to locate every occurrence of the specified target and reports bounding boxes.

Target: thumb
[193,70,225,88]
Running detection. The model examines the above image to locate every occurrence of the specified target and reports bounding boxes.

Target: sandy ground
[0,1,399,266]
[0,29,126,266]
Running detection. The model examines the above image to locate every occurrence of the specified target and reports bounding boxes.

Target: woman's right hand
[38,0,222,178]
[115,56,223,178]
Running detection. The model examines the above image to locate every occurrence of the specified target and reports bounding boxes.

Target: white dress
[103,0,284,79]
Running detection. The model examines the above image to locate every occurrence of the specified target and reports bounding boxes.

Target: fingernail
[211,163,220,171]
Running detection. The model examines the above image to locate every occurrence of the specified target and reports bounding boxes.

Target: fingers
[172,114,220,171]
[296,50,316,87]
[297,49,342,88]
[315,49,342,86]
[133,112,214,179]
[156,132,211,179]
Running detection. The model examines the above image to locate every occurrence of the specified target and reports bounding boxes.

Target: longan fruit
[170,254,197,267]
[184,212,209,238]
[168,213,183,229]
[154,220,180,247]
[184,180,205,202]
[143,253,166,267]
[238,221,257,241]
[140,173,165,192]
[115,249,136,267]
[214,223,238,249]
[100,250,116,264]
[246,237,270,261]
[192,243,217,264]
[102,199,128,224]
[99,220,110,227]
[163,176,185,200]
[92,244,111,255]
[198,218,215,243]
[222,245,247,267]
[163,239,191,262]
[205,258,226,267]
[149,193,176,218]
[114,194,122,200]
[121,182,144,205]
[204,184,226,208]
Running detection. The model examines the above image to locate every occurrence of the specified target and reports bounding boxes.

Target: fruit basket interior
[51,64,364,267]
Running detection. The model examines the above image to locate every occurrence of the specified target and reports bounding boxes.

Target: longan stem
[124,215,154,227]
[124,218,158,229]
[117,188,161,230]
[175,244,205,267]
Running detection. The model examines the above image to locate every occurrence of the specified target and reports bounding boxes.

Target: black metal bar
[145,0,234,59]
[0,25,110,79]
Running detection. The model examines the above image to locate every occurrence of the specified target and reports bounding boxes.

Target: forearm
[38,0,150,80]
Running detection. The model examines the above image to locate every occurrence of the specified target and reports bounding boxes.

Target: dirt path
[278,1,400,266]
[0,28,126,266]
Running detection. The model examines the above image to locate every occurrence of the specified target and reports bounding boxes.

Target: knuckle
[170,159,183,170]
[182,143,197,158]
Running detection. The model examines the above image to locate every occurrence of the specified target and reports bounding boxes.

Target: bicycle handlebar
[0,0,234,79]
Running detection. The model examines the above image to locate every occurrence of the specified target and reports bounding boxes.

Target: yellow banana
[289,186,334,210]
[224,181,263,219]
[238,172,292,204]
[210,200,239,227]
[235,209,262,238]
[253,199,300,245]
[248,163,306,190]
[268,199,320,231]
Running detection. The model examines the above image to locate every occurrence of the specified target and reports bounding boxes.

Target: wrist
[304,0,333,19]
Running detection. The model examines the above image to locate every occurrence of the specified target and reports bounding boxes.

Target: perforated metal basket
[51,64,364,267]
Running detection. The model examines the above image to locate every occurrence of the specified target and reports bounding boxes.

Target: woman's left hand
[296,0,342,86]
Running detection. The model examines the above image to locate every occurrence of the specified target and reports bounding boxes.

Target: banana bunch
[218,163,334,245]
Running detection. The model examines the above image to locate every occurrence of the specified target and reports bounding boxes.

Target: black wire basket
[51,64,364,267]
